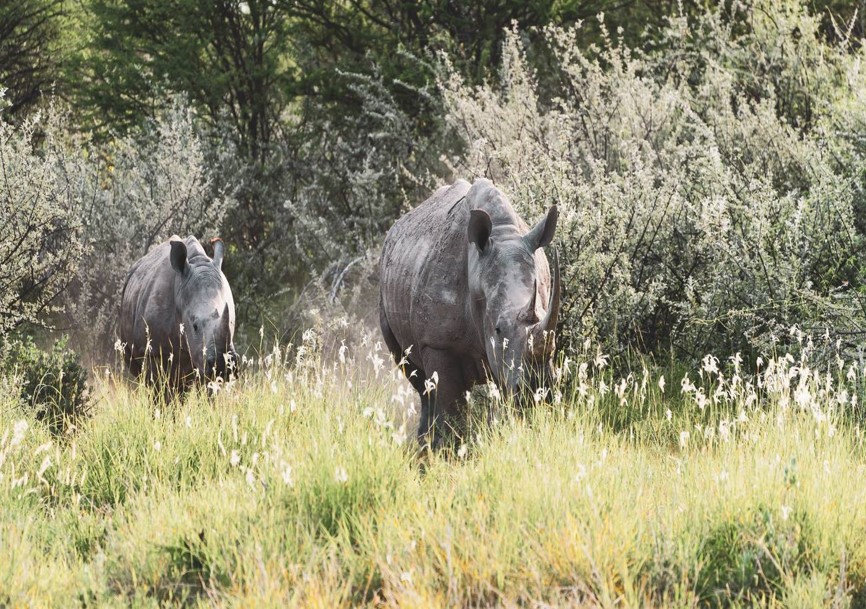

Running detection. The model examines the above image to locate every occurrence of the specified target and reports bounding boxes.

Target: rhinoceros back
[379,180,474,360]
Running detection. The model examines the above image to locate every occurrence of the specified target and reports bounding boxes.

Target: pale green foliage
[0,100,231,351]
[280,68,442,272]
[1,327,866,606]
[67,100,232,355]
[0,108,85,339]
[259,65,446,331]
[440,1,866,358]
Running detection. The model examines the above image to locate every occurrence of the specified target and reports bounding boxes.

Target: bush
[66,98,234,357]
[0,98,230,359]
[439,1,866,361]
[224,61,450,336]
[1,336,90,435]
[0,105,86,341]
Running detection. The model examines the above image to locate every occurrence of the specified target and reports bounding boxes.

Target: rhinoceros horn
[540,248,560,336]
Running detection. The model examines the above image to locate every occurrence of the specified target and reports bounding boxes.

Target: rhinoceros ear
[170,240,188,275]
[525,205,558,250]
[211,237,224,271]
[468,209,492,252]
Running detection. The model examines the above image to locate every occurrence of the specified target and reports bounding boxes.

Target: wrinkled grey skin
[120,235,238,387]
[379,178,560,441]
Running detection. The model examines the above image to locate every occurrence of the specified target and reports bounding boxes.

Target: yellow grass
[1,334,864,607]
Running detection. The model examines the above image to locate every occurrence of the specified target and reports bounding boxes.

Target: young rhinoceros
[379,178,560,441]
[120,235,238,387]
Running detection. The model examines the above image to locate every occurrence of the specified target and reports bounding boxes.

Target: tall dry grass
[1,328,864,607]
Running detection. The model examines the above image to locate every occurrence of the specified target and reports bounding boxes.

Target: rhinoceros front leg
[419,348,471,444]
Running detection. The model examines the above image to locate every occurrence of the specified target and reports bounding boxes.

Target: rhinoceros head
[467,193,560,395]
[170,238,237,379]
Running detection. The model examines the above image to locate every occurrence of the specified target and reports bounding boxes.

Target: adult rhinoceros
[120,235,238,387]
[379,178,560,441]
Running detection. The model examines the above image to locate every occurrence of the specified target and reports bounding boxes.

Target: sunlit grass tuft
[1,331,865,607]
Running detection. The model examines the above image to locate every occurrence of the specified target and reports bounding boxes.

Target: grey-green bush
[0,106,86,340]
[439,1,866,361]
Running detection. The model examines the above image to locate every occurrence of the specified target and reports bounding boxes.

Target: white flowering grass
[0,332,865,606]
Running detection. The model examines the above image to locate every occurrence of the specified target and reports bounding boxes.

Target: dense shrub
[227,63,449,335]
[0,104,86,341]
[440,1,866,361]
[0,98,232,357]
[66,100,233,356]
[1,336,90,435]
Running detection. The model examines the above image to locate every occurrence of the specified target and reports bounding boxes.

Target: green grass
[1,336,865,607]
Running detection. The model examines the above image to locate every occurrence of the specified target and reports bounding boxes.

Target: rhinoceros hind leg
[379,308,426,386]
[122,339,139,375]
[379,306,433,437]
